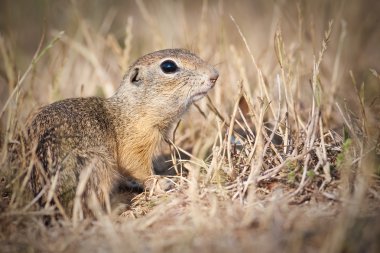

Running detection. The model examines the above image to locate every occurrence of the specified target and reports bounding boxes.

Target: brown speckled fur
[20,49,218,215]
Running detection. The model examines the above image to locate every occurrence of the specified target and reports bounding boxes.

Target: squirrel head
[114,49,219,128]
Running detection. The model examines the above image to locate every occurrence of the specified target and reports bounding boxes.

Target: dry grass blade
[72,160,94,226]
[0,1,379,253]
[0,31,64,118]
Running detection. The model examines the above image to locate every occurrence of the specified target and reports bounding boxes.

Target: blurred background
[0,0,379,131]
[1,2,379,251]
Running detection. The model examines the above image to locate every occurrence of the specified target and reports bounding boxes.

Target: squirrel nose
[209,69,219,86]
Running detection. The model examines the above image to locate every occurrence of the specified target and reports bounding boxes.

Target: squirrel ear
[130,67,141,84]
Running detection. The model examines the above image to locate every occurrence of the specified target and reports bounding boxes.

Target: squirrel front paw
[144,176,174,193]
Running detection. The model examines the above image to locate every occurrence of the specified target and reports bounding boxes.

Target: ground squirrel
[20,48,218,215]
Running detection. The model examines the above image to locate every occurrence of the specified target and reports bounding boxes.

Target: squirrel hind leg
[75,149,119,217]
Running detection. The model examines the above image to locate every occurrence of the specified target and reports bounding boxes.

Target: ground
[0,1,380,252]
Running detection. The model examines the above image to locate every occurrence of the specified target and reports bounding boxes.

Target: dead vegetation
[0,0,379,252]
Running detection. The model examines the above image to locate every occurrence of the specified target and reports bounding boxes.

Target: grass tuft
[0,1,379,252]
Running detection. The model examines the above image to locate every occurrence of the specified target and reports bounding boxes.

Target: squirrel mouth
[191,91,209,102]
[190,76,217,102]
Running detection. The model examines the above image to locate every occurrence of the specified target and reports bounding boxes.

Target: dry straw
[0,1,379,253]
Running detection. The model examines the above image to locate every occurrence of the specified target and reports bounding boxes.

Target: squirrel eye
[160,60,178,74]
